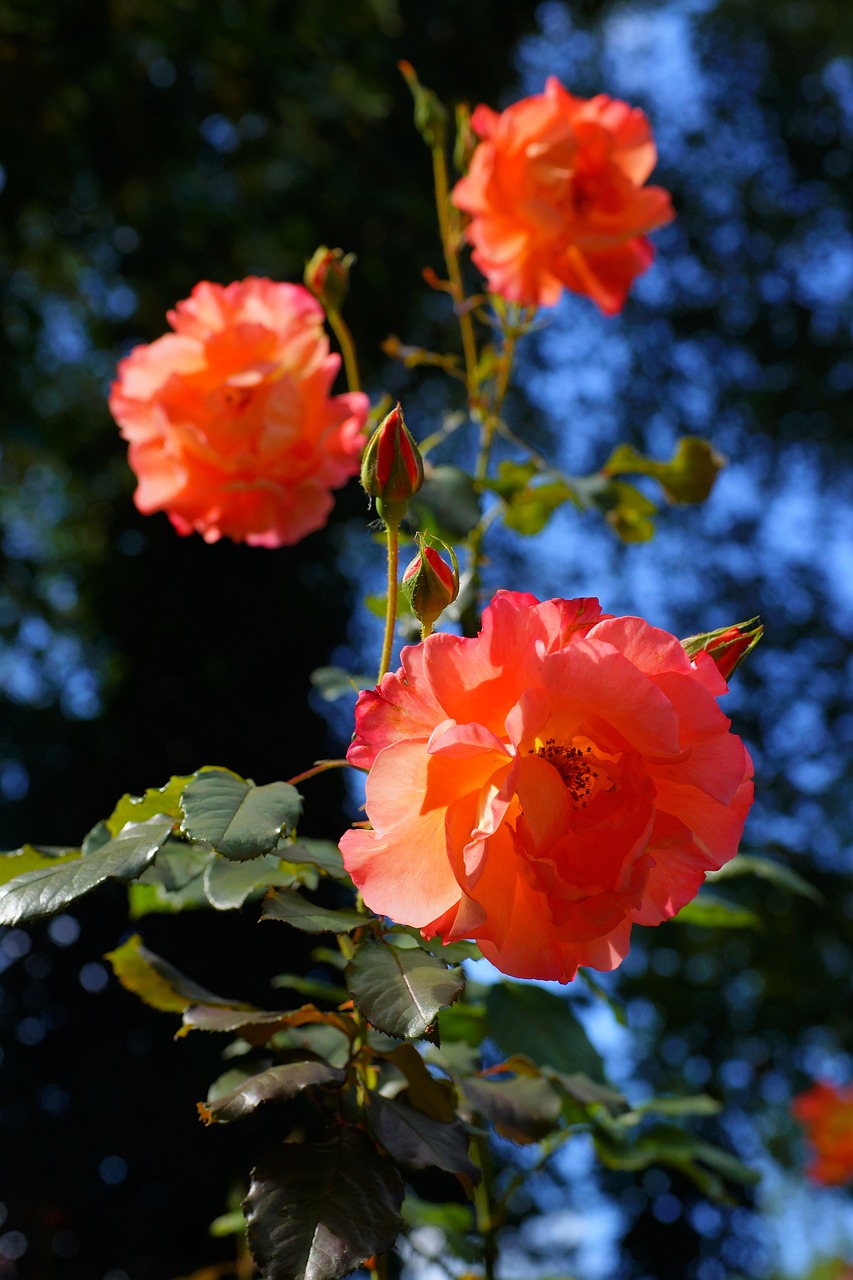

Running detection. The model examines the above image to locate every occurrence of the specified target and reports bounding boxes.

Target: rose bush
[792,1082,853,1185]
[451,76,675,314]
[340,591,753,982]
[109,277,369,546]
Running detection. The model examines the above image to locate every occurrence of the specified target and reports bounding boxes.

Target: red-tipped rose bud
[681,617,763,681]
[402,536,459,634]
[304,246,355,313]
[360,402,424,525]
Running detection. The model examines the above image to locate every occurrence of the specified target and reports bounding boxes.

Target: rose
[791,1083,853,1185]
[451,77,675,314]
[109,277,369,547]
[339,591,753,982]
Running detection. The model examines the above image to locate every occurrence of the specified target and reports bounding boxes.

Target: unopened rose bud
[304,246,355,313]
[682,617,763,681]
[399,61,449,150]
[402,536,459,634]
[360,402,424,525]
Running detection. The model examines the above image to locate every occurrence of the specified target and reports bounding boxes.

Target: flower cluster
[340,592,753,982]
[109,277,369,547]
[451,77,674,314]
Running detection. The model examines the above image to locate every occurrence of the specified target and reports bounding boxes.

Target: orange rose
[109,278,369,546]
[792,1082,853,1185]
[451,77,675,314]
[340,592,753,982]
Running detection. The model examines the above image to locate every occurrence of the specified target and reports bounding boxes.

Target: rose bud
[304,245,355,313]
[682,617,763,682]
[402,537,459,633]
[360,402,424,525]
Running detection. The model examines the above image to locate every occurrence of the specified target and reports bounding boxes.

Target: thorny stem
[432,143,480,406]
[377,518,400,682]
[327,306,362,394]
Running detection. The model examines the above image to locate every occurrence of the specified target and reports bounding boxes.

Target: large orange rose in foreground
[451,77,675,314]
[792,1083,853,1185]
[109,278,369,546]
[340,592,753,982]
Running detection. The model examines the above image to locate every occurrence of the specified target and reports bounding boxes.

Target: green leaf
[143,840,212,891]
[486,983,605,1081]
[551,1071,626,1115]
[671,891,761,929]
[180,770,302,861]
[271,973,350,1005]
[81,820,112,855]
[286,839,346,878]
[409,465,482,540]
[603,436,725,504]
[594,1124,758,1201]
[0,845,81,887]
[309,667,372,702]
[180,1002,355,1045]
[347,939,465,1040]
[106,773,192,837]
[631,1094,722,1120]
[127,876,210,918]
[105,932,242,1013]
[462,1073,563,1144]
[0,815,173,925]
[434,1001,487,1049]
[501,479,576,536]
[200,1055,347,1124]
[243,1129,404,1280]
[261,888,365,933]
[203,854,299,910]
[209,1209,247,1238]
[599,479,658,542]
[369,1093,480,1181]
[707,853,824,904]
[384,1043,457,1122]
[402,1194,480,1263]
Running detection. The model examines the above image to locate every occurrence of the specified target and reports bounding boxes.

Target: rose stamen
[532,737,600,809]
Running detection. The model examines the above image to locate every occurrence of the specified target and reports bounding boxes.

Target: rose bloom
[340,592,753,982]
[791,1083,853,1186]
[109,277,369,546]
[451,77,675,314]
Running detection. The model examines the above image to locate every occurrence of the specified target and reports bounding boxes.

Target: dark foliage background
[1,1,852,1278]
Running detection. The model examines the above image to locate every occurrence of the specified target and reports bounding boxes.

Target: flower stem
[327,307,361,394]
[460,313,522,635]
[377,518,400,682]
[431,144,480,406]
[473,1133,499,1280]
[284,758,355,787]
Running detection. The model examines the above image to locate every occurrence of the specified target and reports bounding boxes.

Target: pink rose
[340,592,753,982]
[109,278,369,547]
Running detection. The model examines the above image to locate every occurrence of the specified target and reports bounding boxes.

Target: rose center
[533,737,603,809]
[209,384,257,416]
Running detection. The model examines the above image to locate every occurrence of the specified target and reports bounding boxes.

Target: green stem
[473,1134,499,1280]
[460,317,522,636]
[377,519,400,682]
[327,307,361,394]
[431,144,480,405]
[284,758,357,787]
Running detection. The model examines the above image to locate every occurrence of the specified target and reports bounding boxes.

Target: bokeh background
[1,1,852,1278]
